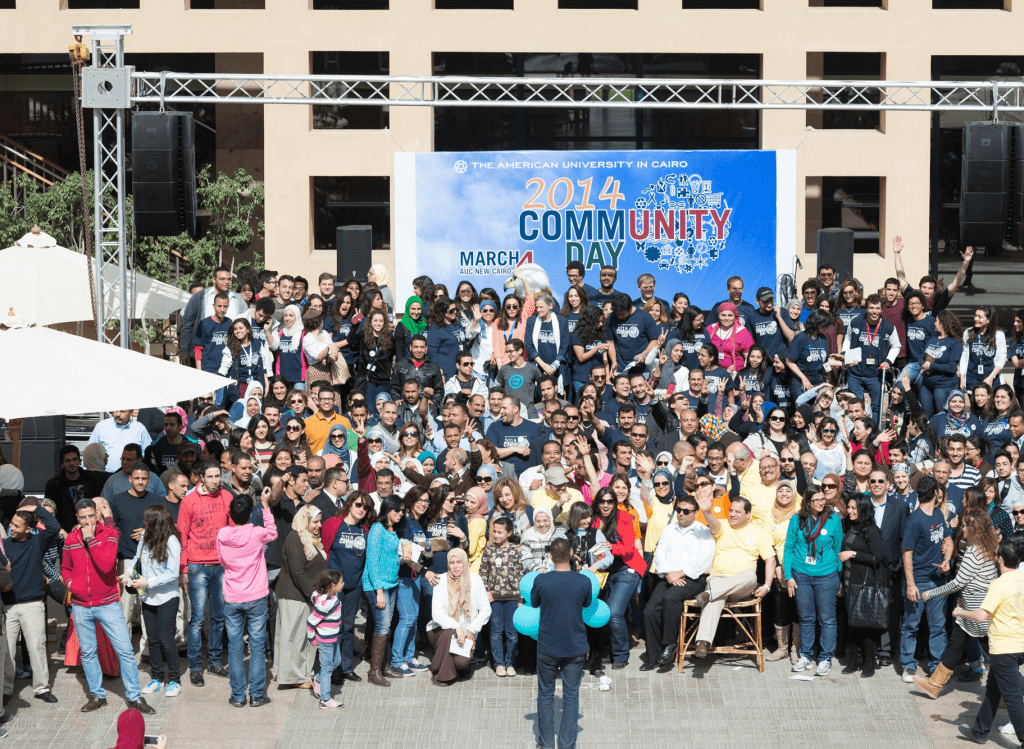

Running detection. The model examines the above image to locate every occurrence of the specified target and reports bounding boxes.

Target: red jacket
[177,485,233,573]
[61,520,120,608]
[598,509,647,578]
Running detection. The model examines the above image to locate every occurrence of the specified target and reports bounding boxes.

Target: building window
[0,1,14,8]
[311,52,389,130]
[809,0,883,6]
[434,52,759,152]
[558,0,636,8]
[189,1,266,8]
[312,1,388,8]
[436,1,513,7]
[806,52,883,131]
[933,1,1004,8]
[313,177,390,251]
[683,1,759,7]
[806,176,882,255]
[66,0,140,7]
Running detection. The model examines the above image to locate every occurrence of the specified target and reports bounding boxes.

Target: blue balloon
[519,570,541,603]
[583,600,611,628]
[583,595,600,619]
[513,604,541,640]
[581,570,601,601]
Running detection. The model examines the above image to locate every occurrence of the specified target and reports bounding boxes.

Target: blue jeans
[901,361,923,390]
[368,586,397,635]
[224,597,268,702]
[901,578,947,673]
[317,640,340,702]
[794,570,840,661]
[537,652,585,749]
[73,602,142,701]
[365,381,387,415]
[847,371,883,423]
[392,577,421,667]
[919,382,954,419]
[187,562,225,672]
[606,568,639,664]
[338,587,363,673]
[490,600,519,668]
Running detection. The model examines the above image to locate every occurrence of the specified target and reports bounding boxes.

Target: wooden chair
[677,597,764,672]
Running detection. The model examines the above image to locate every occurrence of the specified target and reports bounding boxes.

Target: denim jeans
[187,562,225,672]
[901,361,923,391]
[971,652,1024,742]
[847,371,883,424]
[489,600,519,668]
[365,382,387,415]
[900,578,947,673]
[317,640,340,702]
[73,602,142,701]
[392,577,421,668]
[919,382,954,419]
[537,652,585,749]
[793,570,840,661]
[224,597,268,702]
[338,587,363,673]
[368,586,398,635]
[606,568,639,664]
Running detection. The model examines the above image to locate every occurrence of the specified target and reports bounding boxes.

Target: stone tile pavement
[9,636,1019,749]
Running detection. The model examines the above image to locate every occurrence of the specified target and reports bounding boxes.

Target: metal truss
[133,72,1024,115]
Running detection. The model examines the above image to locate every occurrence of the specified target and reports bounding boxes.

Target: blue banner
[395,149,795,310]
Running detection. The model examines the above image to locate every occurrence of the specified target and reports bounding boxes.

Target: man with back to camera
[531,537,592,749]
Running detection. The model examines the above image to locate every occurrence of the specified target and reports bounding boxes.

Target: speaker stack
[132,112,198,238]
[0,416,65,495]
[816,227,855,283]
[336,225,373,281]
[960,121,1024,248]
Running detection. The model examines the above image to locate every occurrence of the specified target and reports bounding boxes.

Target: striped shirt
[306,592,343,644]
[928,545,997,638]
[948,464,982,492]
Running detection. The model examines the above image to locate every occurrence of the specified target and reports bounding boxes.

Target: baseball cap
[756,286,774,302]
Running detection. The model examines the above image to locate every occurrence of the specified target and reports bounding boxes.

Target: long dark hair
[848,494,875,535]
[362,309,393,351]
[959,506,1000,562]
[455,281,478,311]
[574,305,605,346]
[987,383,1020,420]
[699,342,720,368]
[677,306,705,340]
[935,309,964,340]
[741,344,770,389]
[339,490,377,528]
[967,305,999,351]
[560,285,589,317]
[142,504,180,566]
[796,487,827,531]
[248,414,273,445]
[330,293,354,329]
[592,487,620,544]
[227,318,254,358]
[1014,308,1024,344]
[429,296,454,328]
[376,495,406,532]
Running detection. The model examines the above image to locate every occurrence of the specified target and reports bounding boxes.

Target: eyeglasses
[366,438,382,444]
[653,481,671,488]
[769,416,786,423]
[821,428,837,435]
[868,479,887,485]
[1014,510,1024,517]
[286,426,302,432]
[779,457,795,463]
[676,507,695,516]
[810,496,827,503]
[596,499,616,506]
[477,477,494,484]
[822,484,837,490]
[695,481,712,489]
[402,432,418,438]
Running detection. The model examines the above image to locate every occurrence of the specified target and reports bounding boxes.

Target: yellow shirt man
[710,519,775,577]
[981,569,1024,655]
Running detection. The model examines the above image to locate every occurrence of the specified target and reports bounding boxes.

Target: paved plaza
[3,633,1012,749]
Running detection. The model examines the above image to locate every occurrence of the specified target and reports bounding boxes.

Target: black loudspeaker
[0,441,63,495]
[960,121,1024,248]
[817,228,855,284]
[132,112,197,238]
[336,225,373,281]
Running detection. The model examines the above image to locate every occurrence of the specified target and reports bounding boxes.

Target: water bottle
[132,571,147,597]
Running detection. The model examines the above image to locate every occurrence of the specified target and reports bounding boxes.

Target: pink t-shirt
[573,470,612,505]
[707,323,754,371]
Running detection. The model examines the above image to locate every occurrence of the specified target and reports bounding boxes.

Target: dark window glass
[436,1,513,7]
[807,52,882,130]
[806,176,881,254]
[313,177,390,251]
[811,0,882,6]
[683,0,759,7]
[311,52,389,130]
[67,0,140,6]
[189,1,266,8]
[933,1,1003,8]
[0,1,14,8]
[558,0,636,7]
[312,0,388,8]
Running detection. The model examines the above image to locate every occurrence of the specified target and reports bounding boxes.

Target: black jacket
[841,520,887,588]
[390,357,444,410]
[876,498,910,573]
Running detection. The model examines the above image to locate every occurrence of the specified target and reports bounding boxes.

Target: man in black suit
[864,468,910,668]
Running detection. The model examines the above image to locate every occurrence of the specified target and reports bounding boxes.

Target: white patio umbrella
[0,229,190,325]
[0,323,234,420]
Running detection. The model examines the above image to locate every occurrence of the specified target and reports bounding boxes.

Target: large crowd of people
[2,241,1024,745]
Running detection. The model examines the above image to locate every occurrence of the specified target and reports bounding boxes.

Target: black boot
[861,638,877,678]
[841,646,862,675]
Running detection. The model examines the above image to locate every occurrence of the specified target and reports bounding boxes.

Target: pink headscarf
[718,301,738,315]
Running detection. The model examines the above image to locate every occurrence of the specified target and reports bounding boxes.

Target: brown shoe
[367,634,391,688]
[126,697,156,715]
[382,662,404,679]
[694,641,710,659]
[81,695,107,712]
[694,592,710,608]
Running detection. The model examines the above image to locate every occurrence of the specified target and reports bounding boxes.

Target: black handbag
[846,565,889,630]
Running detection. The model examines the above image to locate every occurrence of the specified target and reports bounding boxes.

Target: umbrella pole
[8,419,21,469]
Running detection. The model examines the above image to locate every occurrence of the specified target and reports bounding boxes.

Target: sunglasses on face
[822,484,837,490]
[352,502,367,510]
[286,426,302,432]
[1014,510,1024,517]
[331,433,345,439]
[367,438,382,444]
[657,461,670,467]
[695,481,712,489]
[566,415,580,420]
[402,432,418,438]
[869,479,887,484]
[504,304,519,311]
[769,416,786,423]
[779,457,795,463]
[821,429,837,435]
[676,507,695,516]
[653,481,671,488]
[596,499,615,506]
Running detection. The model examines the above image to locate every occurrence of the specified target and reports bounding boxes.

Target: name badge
[978,365,985,375]
[804,555,818,566]
[865,357,875,366]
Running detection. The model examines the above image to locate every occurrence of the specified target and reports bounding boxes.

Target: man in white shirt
[641,493,715,670]
[88,411,153,473]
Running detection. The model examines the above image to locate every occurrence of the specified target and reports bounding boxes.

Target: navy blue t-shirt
[904,315,936,365]
[571,333,604,382]
[667,331,709,371]
[747,308,786,358]
[787,332,830,386]
[530,570,593,658]
[327,521,367,591]
[901,508,949,584]
[424,514,469,575]
[486,419,543,476]
[398,516,427,579]
[606,309,659,371]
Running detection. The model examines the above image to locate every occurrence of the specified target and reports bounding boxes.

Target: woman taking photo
[785,487,843,675]
[960,305,1007,392]
[362,495,410,687]
[915,508,998,698]
[394,296,426,360]
[426,548,490,687]
[391,489,431,677]
[560,285,589,333]
[839,495,886,677]
[122,505,182,697]
[767,481,800,664]
[591,486,646,670]
[322,492,374,683]
[276,504,326,689]
[426,297,464,381]
[351,309,395,412]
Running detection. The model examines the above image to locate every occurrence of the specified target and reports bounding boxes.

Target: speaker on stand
[132,112,198,238]
[960,121,1024,248]
[336,225,373,282]
[817,228,855,284]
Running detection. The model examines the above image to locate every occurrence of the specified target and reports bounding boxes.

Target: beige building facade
[1,0,1019,294]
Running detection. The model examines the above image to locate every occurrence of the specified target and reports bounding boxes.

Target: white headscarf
[281,304,304,339]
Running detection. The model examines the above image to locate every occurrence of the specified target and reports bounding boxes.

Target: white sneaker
[1000,723,1015,735]
[164,682,181,697]
[792,656,814,672]
[815,660,832,677]
[141,680,161,694]
[902,670,917,683]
